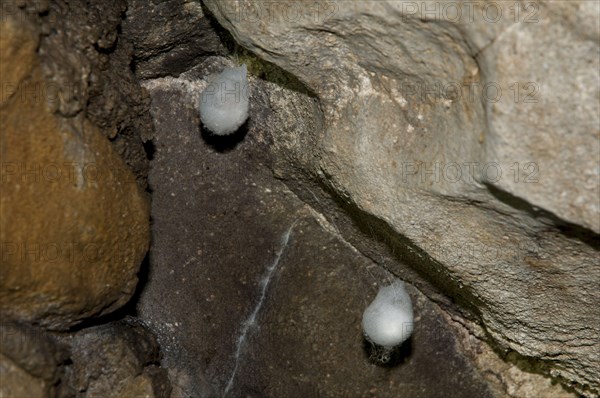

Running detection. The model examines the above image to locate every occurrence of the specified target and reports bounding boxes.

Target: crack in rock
[223,219,299,396]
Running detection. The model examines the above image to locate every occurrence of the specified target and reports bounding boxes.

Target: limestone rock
[481,1,600,234]
[0,13,149,330]
[0,15,39,108]
[137,70,504,397]
[203,1,600,396]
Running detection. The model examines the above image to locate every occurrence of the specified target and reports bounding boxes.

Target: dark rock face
[123,0,227,80]
[64,318,171,398]
[222,216,497,398]
[137,70,498,397]
[0,319,171,398]
[0,322,69,397]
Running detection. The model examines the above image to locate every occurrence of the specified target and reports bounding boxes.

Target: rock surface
[36,0,155,187]
[124,0,228,80]
[481,1,600,233]
[202,1,600,396]
[136,65,571,397]
[0,319,170,398]
[0,10,149,330]
[1,0,596,396]
[63,318,171,398]
[0,322,69,397]
[0,354,51,398]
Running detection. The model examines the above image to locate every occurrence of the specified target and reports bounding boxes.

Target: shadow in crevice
[143,139,156,161]
[362,337,413,368]
[67,250,151,332]
[200,119,249,153]
[311,177,482,314]
[484,183,600,250]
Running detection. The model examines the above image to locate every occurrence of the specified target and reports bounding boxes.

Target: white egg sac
[199,64,249,135]
[362,280,414,348]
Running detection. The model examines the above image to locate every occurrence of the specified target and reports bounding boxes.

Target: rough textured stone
[134,67,572,397]
[3,0,591,396]
[0,319,170,398]
[112,375,156,398]
[481,1,600,234]
[0,322,69,397]
[0,11,150,330]
[203,1,600,396]
[27,0,155,187]
[0,12,39,107]
[223,217,498,398]
[0,354,50,398]
[63,318,170,398]
[123,0,228,79]
[0,323,67,383]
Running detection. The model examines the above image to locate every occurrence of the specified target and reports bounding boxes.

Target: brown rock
[0,322,68,398]
[0,322,67,383]
[34,0,153,188]
[0,353,50,398]
[0,14,149,330]
[65,318,170,398]
[112,375,155,398]
[0,15,38,107]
